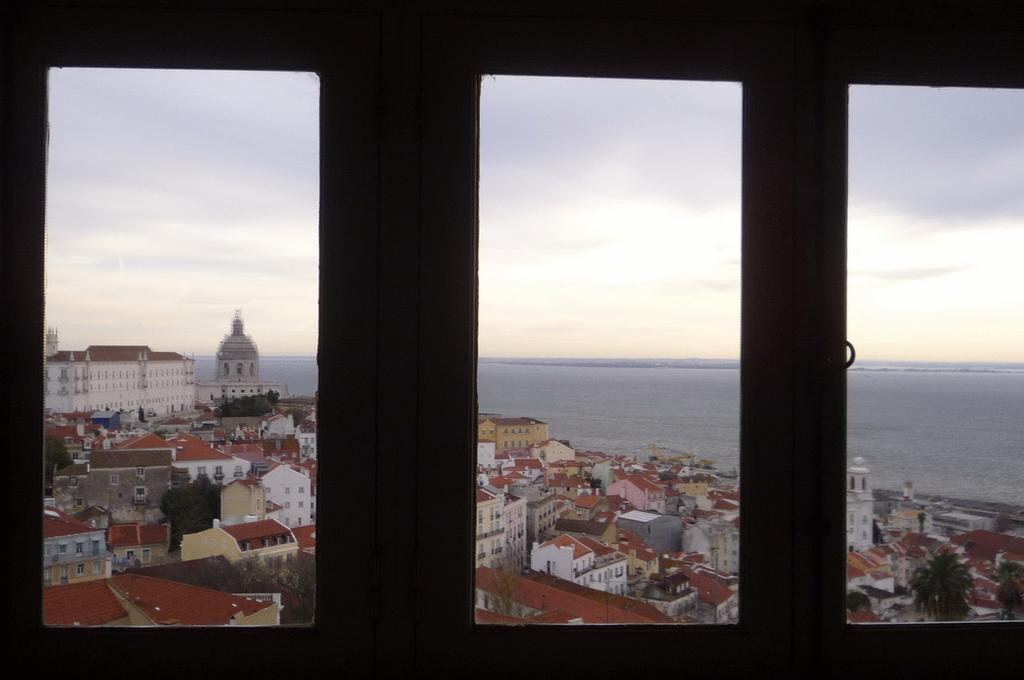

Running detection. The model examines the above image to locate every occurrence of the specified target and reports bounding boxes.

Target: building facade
[195,311,281,402]
[45,330,195,416]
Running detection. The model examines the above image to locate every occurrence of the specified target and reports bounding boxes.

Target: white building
[502,492,528,571]
[530,534,628,595]
[45,329,195,416]
[297,421,317,460]
[477,441,496,468]
[847,456,875,552]
[262,413,295,439]
[195,311,282,403]
[261,462,312,528]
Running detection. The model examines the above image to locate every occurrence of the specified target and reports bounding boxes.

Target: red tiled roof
[116,433,173,450]
[848,610,882,623]
[166,433,232,461]
[476,567,669,624]
[44,581,127,626]
[109,574,270,624]
[221,519,292,543]
[474,608,527,624]
[291,524,316,551]
[107,523,169,548]
[541,534,592,560]
[43,507,99,538]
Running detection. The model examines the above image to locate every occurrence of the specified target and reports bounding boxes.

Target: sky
[479,77,1024,362]
[849,85,1024,363]
[45,70,1024,362]
[45,68,320,356]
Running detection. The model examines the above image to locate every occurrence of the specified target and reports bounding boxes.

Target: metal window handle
[827,340,856,369]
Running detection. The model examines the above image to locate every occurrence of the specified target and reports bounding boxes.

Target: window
[109,474,119,485]
[11,2,1024,677]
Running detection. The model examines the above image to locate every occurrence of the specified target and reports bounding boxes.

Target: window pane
[42,68,319,626]
[475,76,741,624]
[847,85,1024,624]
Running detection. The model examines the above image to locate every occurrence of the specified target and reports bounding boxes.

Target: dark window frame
[3,1,1023,676]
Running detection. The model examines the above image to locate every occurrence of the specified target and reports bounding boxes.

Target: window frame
[7,2,378,673]
[413,13,797,674]
[5,1,1024,677]
[813,17,1024,674]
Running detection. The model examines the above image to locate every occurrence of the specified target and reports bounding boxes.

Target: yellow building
[477,416,549,451]
[221,476,268,524]
[181,518,299,567]
[107,522,171,569]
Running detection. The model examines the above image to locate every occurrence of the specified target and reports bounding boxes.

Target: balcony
[476,528,505,540]
[213,472,225,481]
[133,497,148,505]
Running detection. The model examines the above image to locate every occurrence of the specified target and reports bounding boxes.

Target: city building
[52,449,186,523]
[530,534,628,595]
[107,522,171,570]
[44,329,196,416]
[194,311,282,402]
[180,518,298,566]
[43,507,111,587]
[477,416,549,452]
[261,462,313,527]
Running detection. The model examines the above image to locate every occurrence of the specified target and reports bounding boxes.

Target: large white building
[44,329,195,416]
[195,310,281,403]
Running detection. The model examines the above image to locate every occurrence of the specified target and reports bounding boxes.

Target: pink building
[607,475,666,514]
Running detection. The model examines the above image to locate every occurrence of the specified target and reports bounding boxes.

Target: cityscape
[43,312,317,626]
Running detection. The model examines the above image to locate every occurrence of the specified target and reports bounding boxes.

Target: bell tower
[46,327,59,357]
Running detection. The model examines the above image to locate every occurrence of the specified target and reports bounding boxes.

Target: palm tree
[910,552,973,621]
[994,561,1023,620]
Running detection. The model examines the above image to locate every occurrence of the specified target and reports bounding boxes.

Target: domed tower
[216,310,260,383]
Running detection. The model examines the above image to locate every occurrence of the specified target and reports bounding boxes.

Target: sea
[207,355,1024,505]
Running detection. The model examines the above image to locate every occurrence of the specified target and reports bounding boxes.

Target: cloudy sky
[46,68,319,356]
[46,71,1024,362]
[849,85,1024,363]
[479,76,742,359]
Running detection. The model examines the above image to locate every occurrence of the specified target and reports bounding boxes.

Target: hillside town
[42,314,317,626]
[39,313,1024,627]
[473,420,1024,625]
[473,415,740,624]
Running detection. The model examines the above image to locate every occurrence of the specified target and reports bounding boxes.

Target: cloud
[45,68,319,355]
[850,85,1024,223]
[851,266,970,281]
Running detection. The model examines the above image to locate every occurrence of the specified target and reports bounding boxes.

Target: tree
[160,476,221,551]
[43,436,72,485]
[489,562,522,617]
[277,555,316,624]
[994,561,1023,620]
[266,389,280,406]
[846,590,871,613]
[284,407,305,427]
[910,552,973,621]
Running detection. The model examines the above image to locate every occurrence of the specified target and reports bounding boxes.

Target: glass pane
[42,68,319,626]
[847,85,1024,623]
[475,76,741,624]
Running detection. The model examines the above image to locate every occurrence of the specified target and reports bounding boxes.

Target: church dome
[217,311,259,361]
